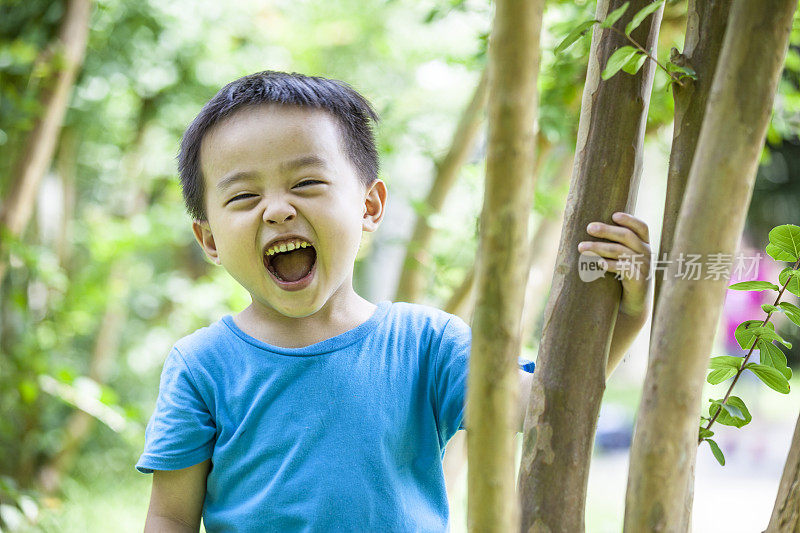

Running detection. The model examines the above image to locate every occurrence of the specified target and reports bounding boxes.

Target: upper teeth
[265,239,311,256]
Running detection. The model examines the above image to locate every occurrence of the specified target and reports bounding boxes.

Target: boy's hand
[577,211,652,317]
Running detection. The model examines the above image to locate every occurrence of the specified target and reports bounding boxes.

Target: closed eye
[226,193,258,205]
[296,179,324,187]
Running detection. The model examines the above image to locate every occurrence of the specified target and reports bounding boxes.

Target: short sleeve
[433,315,536,444]
[433,316,472,446]
[135,347,216,473]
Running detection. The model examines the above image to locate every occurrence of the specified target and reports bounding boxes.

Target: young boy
[137,70,651,532]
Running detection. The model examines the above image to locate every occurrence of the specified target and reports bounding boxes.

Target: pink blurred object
[721,235,783,353]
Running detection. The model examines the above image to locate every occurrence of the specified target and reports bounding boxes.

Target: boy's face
[193,103,386,319]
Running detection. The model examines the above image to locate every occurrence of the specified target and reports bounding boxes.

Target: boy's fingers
[612,212,650,244]
[585,224,651,256]
[579,242,646,259]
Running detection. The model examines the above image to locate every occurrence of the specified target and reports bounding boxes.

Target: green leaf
[621,51,647,75]
[778,302,800,327]
[767,242,796,262]
[665,61,698,80]
[716,400,744,420]
[779,267,800,297]
[784,312,800,328]
[779,301,800,315]
[709,355,744,370]
[555,20,598,54]
[602,46,639,80]
[734,320,768,349]
[757,339,792,380]
[708,396,751,428]
[734,320,790,349]
[728,281,779,291]
[768,225,800,262]
[698,426,714,440]
[705,438,725,466]
[762,304,780,314]
[625,1,664,36]
[599,2,630,29]
[746,363,791,393]
[707,367,736,385]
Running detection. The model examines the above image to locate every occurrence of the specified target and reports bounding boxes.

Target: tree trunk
[649,0,732,524]
[35,105,153,492]
[466,0,543,530]
[653,0,732,314]
[0,0,92,284]
[517,1,663,530]
[767,413,800,532]
[395,68,488,304]
[520,149,573,346]
[624,1,797,530]
[56,127,78,270]
[442,145,571,514]
[443,137,571,325]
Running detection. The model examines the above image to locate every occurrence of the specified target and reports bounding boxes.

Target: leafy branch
[554,1,696,88]
[697,224,800,466]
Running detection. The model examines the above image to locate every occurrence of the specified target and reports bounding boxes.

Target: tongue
[271,247,315,282]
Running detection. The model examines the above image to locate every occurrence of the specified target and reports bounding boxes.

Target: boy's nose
[262,203,296,224]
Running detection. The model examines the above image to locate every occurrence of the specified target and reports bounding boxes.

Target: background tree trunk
[767,413,800,532]
[653,0,732,312]
[0,0,92,284]
[394,69,488,304]
[649,0,732,523]
[520,149,573,345]
[517,1,663,530]
[466,0,543,529]
[55,127,78,270]
[624,1,797,530]
[35,106,152,493]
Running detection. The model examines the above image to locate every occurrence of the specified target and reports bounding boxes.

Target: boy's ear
[362,179,387,233]
[192,219,221,265]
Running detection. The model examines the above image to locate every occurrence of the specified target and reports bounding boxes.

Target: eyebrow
[216,171,256,191]
[279,155,327,173]
[216,155,329,191]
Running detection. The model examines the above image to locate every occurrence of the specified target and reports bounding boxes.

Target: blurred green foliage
[1,0,799,530]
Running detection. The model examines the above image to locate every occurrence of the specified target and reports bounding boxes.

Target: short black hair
[178,70,380,220]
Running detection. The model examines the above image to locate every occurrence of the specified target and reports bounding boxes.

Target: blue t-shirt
[136,300,534,532]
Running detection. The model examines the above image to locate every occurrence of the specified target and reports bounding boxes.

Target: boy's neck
[232,289,378,349]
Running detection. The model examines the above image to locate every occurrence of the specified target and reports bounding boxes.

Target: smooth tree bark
[652,0,732,312]
[466,0,543,530]
[624,1,797,530]
[517,1,663,530]
[0,0,92,284]
[394,69,488,304]
[767,413,800,532]
[442,145,572,510]
[648,0,732,523]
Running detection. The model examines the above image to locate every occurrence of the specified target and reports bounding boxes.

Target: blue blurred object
[595,403,634,452]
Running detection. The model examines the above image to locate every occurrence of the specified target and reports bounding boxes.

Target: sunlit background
[1,0,799,531]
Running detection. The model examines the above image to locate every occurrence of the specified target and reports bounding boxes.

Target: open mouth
[263,244,317,289]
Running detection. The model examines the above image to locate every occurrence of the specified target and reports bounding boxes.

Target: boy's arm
[144,459,211,533]
[606,305,649,379]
